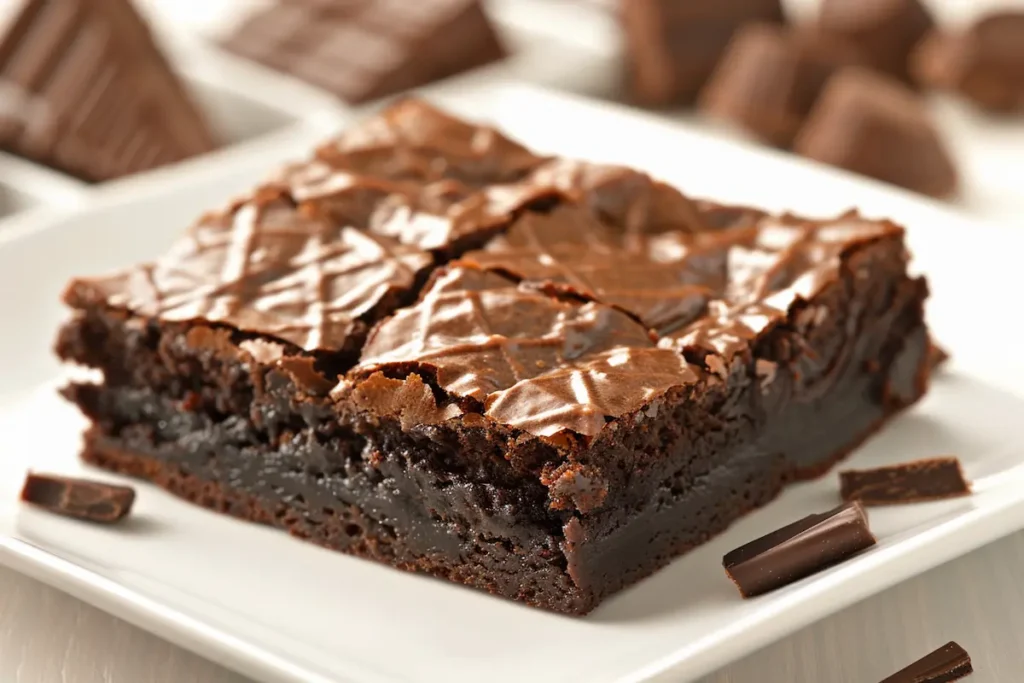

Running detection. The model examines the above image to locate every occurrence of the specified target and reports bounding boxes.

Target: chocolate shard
[817,0,934,83]
[221,0,505,105]
[700,23,866,147]
[840,457,970,506]
[619,0,785,107]
[911,13,1024,113]
[929,342,950,370]
[20,472,135,523]
[793,68,959,198]
[879,641,973,683]
[0,0,217,182]
[723,501,876,597]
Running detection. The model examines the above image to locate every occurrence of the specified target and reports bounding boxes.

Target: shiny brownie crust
[56,100,931,615]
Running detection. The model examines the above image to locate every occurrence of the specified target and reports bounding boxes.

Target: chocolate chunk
[880,641,973,683]
[700,24,866,146]
[817,0,934,83]
[929,342,949,370]
[723,501,876,597]
[20,472,135,523]
[0,0,217,182]
[620,0,785,106]
[793,68,959,198]
[840,457,970,506]
[911,13,1024,113]
[222,0,505,104]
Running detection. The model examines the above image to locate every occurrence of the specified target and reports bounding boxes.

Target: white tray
[2,80,1024,683]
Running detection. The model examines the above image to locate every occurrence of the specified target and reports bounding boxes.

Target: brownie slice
[56,100,930,616]
[0,0,216,182]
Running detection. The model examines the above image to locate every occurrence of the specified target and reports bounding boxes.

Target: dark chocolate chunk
[221,0,505,104]
[620,0,785,106]
[817,0,934,83]
[911,13,1024,113]
[700,24,866,146]
[840,457,970,506]
[0,0,217,182]
[879,641,973,683]
[723,501,876,597]
[794,68,959,198]
[20,472,135,523]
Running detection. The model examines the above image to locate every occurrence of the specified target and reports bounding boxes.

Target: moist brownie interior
[55,99,931,616]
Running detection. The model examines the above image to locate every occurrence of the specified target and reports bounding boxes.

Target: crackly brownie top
[61,98,909,440]
[354,207,904,437]
[275,99,706,251]
[63,187,433,352]
[354,265,699,437]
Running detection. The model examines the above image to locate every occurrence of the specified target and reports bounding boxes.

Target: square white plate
[2,82,1024,683]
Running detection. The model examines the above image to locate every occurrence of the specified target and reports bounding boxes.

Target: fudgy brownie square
[56,99,930,615]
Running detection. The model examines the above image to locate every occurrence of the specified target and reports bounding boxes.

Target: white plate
[2,82,1024,683]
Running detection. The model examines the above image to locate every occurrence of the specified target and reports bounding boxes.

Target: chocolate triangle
[222,0,505,104]
[0,0,217,182]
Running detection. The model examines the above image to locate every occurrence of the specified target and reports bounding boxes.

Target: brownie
[56,100,931,616]
[620,0,786,106]
[0,0,217,182]
[221,0,505,104]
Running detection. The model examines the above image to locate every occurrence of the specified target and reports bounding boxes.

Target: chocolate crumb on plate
[929,341,950,370]
[879,641,973,683]
[840,457,971,506]
[723,501,876,598]
[20,472,135,523]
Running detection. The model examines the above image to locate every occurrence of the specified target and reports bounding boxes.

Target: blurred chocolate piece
[700,24,865,146]
[723,501,876,597]
[222,0,505,104]
[840,457,971,506]
[794,68,958,198]
[20,472,135,523]
[912,13,1024,113]
[620,0,785,107]
[880,641,973,683]
[817,0,934,83]
[929,341,949,370]
[0,0,217,182]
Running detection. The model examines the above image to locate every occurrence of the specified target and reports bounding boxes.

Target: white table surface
[5,1,1024,681]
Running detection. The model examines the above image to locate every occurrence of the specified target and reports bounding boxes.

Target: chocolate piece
[911,13,1024,113]
[221,0,505,104]
[929,342,949,370]
[0,0,216,182]
[700,24,866,146]
[880,641,973,683]
[840,457,970,505]
[794,68,959,198]
[817,0,934,83]
[723,501,876,597]
[20,472,135,523]
[620,0,785,106]
[55,100,932,616]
